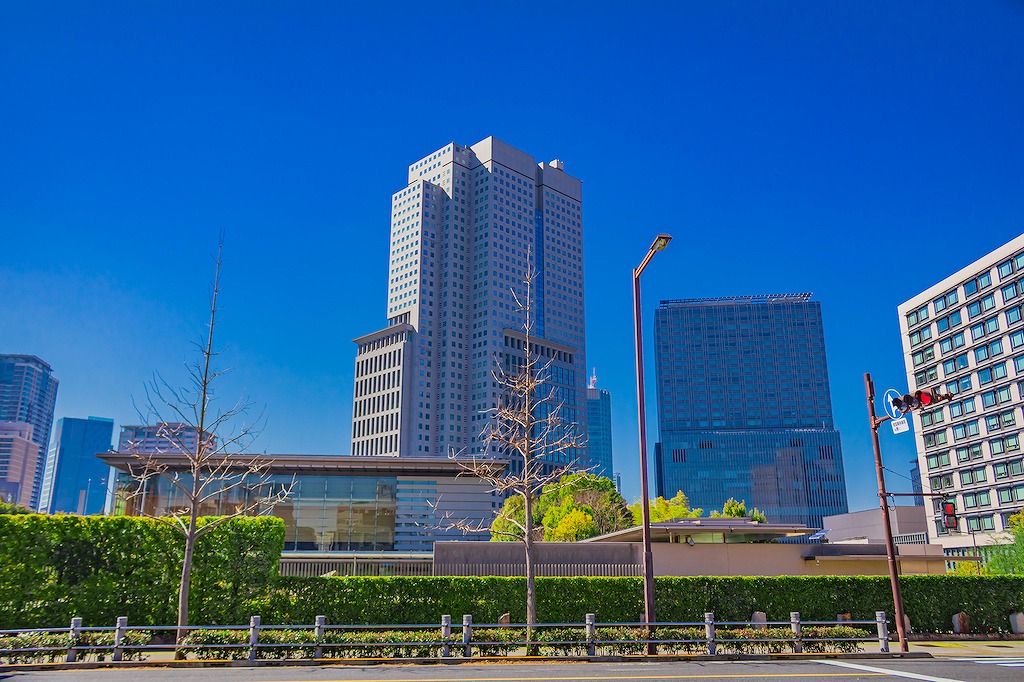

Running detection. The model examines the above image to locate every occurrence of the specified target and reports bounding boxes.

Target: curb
[0,651,933,673]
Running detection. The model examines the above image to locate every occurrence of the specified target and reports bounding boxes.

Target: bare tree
[440,268,586,634]
[119,238,291,652]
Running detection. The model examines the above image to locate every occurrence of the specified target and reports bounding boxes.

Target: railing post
[790,612,802,653]
[112,616,128,662]
[704,612,716,656]
[876,611,890,653]
[441,615,451,658]
[248,615,261,662]
[314,615,325,659]
[585,613,596,657]
[66,617,82,663]
[462,615,472,658]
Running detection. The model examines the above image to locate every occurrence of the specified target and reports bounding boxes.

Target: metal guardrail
[0,611,890,663]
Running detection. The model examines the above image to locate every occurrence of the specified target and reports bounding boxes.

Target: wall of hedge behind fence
[0,514,284,629]
[257,575,1024,633]
[2,514,1023,632]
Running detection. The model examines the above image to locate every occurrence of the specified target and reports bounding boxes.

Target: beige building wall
[0,422,39,508]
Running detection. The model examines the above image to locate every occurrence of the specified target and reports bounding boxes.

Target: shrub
[0,630,150,664]
[0,514,284,629]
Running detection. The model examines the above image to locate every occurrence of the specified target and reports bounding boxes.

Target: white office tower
[351,137,587,465]
[898,233,1024,549]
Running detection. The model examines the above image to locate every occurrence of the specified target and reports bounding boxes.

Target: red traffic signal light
[891,389,954,414]
[942,498,958,530]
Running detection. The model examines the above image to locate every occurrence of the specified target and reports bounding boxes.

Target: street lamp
[633,232,672,653]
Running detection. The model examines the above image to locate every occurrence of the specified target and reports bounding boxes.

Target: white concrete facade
[898,233,1024,548]
[351,137,587,461]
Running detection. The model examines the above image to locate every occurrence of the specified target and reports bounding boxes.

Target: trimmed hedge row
[0,514,284,629]
[255,575,1024,633]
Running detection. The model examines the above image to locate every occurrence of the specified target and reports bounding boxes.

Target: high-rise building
[0,354,59,510]
[653,294,849,529]
[350,138,587,465]
[0,421,39,508]
[898,233,1024,548]
[38,416,114,515]
[586,369,613,479]
[117,423,211,454]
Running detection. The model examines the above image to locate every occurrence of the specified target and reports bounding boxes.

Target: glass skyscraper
[38,416,114,515]
[586,370,613,479]
[0,354,59,510]
[653,294,849,529]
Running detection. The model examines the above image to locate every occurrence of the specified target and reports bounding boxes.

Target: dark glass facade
[40,416,113,514]
[654,295,849,529]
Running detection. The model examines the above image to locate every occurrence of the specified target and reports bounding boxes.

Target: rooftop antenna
[589,367,597,389]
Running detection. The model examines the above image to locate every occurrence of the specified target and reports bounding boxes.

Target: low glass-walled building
[100,453,497,555]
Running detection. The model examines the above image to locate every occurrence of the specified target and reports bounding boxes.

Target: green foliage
[490,495,525,541]
[0,514,284,629]
[164,623,868,659]
[987,510,1024,575]
[545,507,597,541]
[0,630,150,664]
[710,498,768,524]
[630,491,703,525]
[0,501,32,514]
[491,473,631,542]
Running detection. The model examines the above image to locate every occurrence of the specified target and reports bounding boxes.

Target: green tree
[711,497,768,523]
[987,510,1024,575]
[490,472,632,542]
[630,491,703,525]
[546,507,597,541]
[0,501,32,515]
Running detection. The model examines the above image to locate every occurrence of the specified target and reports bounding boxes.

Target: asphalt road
[3,658,1024,682]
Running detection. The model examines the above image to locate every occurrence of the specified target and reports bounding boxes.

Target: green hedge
[258,575,1024,633]
[0,514,284,629]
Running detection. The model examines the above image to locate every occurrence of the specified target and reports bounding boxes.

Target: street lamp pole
[864,372,909,653]
[633,233,672,654]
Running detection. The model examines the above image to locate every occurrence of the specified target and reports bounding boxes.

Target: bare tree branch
[114,235,291,656]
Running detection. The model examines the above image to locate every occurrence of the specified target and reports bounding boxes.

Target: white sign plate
[891,417,910,434]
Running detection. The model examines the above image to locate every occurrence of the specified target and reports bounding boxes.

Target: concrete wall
[435,540,947,576]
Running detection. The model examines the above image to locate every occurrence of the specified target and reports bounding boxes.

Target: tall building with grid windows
[653,294,849,530]
[898,233,1024,549]
[350,138,587,466]
[586,370,613,479]
[0,354,59,510]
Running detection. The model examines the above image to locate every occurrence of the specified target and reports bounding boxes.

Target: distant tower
[586,368,614,479]
[0,354,59,510]
[653,294,849,529]
[39,416,114,515]
[350,137,587,461]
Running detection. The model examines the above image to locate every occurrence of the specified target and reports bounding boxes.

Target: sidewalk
[902,640,1024,657]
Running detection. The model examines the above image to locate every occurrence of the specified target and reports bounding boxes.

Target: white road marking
[815,659,965,682]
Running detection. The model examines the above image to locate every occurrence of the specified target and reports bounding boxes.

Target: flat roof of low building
[582,518,814,543]
[99,452,508,476]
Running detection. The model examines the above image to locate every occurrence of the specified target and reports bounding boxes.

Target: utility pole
[864,373,909,653]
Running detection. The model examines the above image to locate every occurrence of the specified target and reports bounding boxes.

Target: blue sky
[2,2,1022,512]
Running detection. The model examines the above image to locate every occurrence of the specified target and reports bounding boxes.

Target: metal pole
[864,372,908,653]
[633,264,657,654]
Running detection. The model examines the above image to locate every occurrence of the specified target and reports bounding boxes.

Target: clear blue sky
[2,2,1022,512]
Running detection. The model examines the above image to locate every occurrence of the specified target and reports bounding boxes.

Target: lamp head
[651,234,672,252]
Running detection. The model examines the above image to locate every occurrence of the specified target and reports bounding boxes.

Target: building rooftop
[660,293,813,307]
[582,518,815,544]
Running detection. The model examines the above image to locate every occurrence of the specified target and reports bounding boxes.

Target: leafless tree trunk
[119,237,291,656]
[438,267,586,638]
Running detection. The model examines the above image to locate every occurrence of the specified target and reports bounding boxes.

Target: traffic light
[942,497,959,531]
[891,389,955,414]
